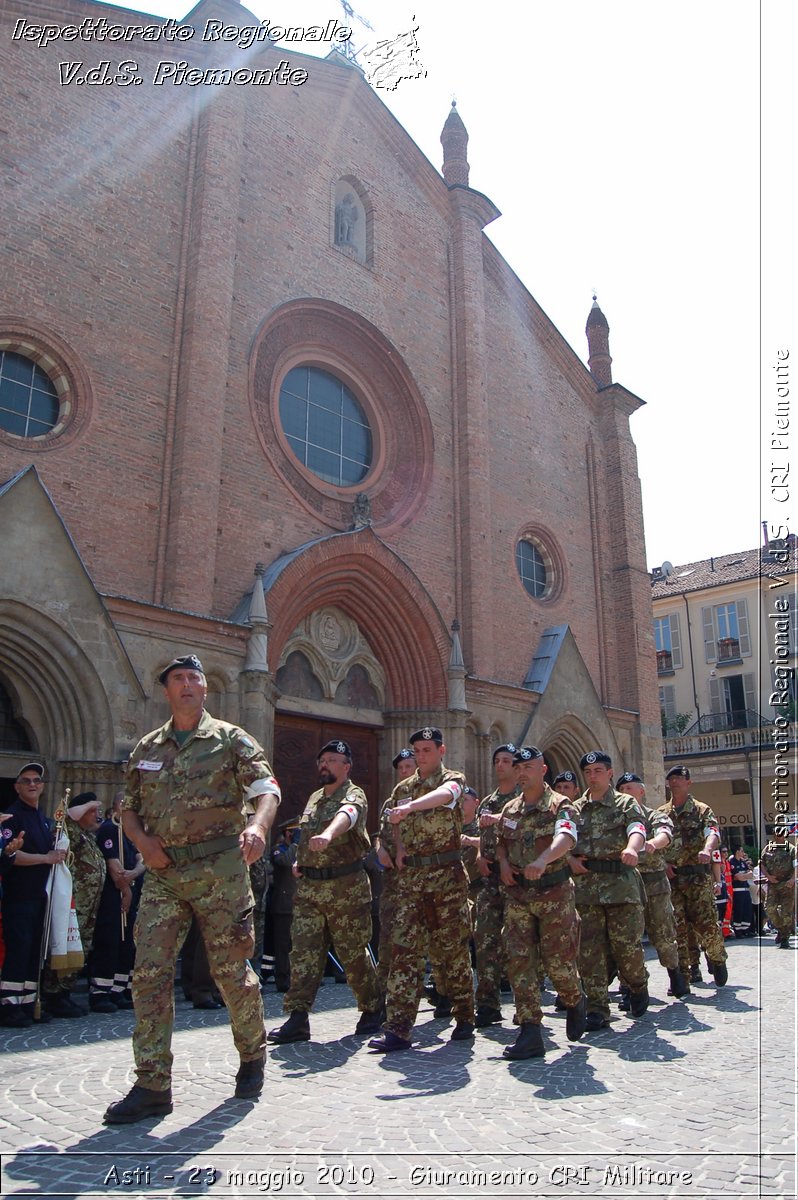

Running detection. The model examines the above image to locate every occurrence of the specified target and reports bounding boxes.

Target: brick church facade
[0,0,661,820]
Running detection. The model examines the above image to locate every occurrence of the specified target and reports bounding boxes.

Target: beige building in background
[651,539,797,848]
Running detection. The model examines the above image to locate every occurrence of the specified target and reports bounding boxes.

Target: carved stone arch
[0,670,36,752]
[332,175,372,265]
[0,600,116,771]
[539,713,602,778]
[266,529,448,710]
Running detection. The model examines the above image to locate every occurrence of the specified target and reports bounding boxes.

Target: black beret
[392,748,415,769]
[580,750,612,769]
[617,772,643,786]
[69,792,98,805]
[666,765,690,780]
[409,726,443,746]
[463,786,478,798]
[492,743,517,762]
[158,654,204,684]
[16,762,44,780]
[512,746,544,764]
[553,770,577,784]
[318,739,352,760]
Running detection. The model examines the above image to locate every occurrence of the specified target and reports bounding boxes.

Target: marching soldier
[471,744,519,1028]
[104,655,280,1123]
[267,740,382,1044]
[759,838,797,948]
[614,773,688,1003]
[496,746,586,1059]
[552,771,581,802]
[658,765,728,989]
[569,751,649,1030]
[369,727,474,1052]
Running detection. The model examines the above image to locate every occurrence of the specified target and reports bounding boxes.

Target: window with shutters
[659,685,676,728]
[707,673,757,730]
[654,613,682,674]
[701,599,751,664]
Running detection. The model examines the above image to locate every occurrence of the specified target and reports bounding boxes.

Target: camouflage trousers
[384,863,474,1039]
[132,848,264,1091]
[503,880,582,1024]
[670,876,727,974]
[640,871,679,970]
[284,870,379,1015]
[376,871,426,999]
[577,900,646,1018]
[765,878,796,939]
[474,876,506,1009]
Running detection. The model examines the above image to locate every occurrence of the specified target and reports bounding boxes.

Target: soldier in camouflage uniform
[658,765,728,988]
[104,655,281,1124]
[468,744,519,1028]
[760,839,797,947]
[267,739,381,1045]
[570,751,649,1030]
[44,793,106,1018]
[552,770,580,801]
[375,749,419,998]
[368,726,475,1052]
[496,746,586,1058]
[615,773,689,1002]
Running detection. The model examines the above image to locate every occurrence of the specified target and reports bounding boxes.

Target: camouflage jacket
[637,801,674,874]
[66,816,106,905]
[384,764,466,856]
[477,785,521,861]
[760,841,797,883]
[572,786,647,906]
[296,779,370,869]
[124,709,278,848]
[498,785,577,878]
[658,794,719,867]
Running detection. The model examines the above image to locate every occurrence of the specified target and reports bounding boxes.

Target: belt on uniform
[639,867,668,882]
[404,849,461,868]
[673,864,711,878]
[512,865,571,890]
[300,860,364,881]
[581,858,634,876]
[165,835,240,864]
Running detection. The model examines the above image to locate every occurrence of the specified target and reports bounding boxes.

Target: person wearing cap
[368,726,475,1052]
[267,740,381,1045]
[657,766,728,988]
[374,747,438,1008]
[569,751,649,1030]
[103,655,281,1124]
[495,746,586,1058]
[553,771,580,802]
[42,792,106,1018]
[468,744,520,1028]
[614,773,688,1004]
[759,837,797,949]
[1,763,69,1027]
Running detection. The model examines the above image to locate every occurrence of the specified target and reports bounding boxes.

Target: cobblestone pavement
[1,939,795,1199]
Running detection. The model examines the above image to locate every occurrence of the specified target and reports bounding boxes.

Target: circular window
[516,539,548,598]
[279,366,372,487]
[0,351,60,438]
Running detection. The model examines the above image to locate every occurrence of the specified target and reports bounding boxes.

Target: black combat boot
[565,995,587,1041]
[667,967,690,997]
[234,1053,265,1098]
[629,986,649,1017]
[503,1022,545,1060]
[103,1085,173,1125]
[709,961,728,987]
[474,1006,503,1028]
[267,1011,310,1043]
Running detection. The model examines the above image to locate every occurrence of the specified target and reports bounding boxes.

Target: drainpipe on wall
[683,593,702,723]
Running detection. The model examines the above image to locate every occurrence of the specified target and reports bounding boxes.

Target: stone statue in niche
[352,492,372,529]
[335,192,358,246]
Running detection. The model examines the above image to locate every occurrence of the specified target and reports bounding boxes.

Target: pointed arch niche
[331,176,372,266]
[276,606,385,723]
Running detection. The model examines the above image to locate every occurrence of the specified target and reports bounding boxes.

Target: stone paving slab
[1,940,794,1199]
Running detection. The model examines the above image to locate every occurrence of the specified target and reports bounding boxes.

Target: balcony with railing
[663,709,795,757]
[716,636,742,663]
[656,650,674,676]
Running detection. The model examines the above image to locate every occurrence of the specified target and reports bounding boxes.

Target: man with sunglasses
[0,763,67,1028]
